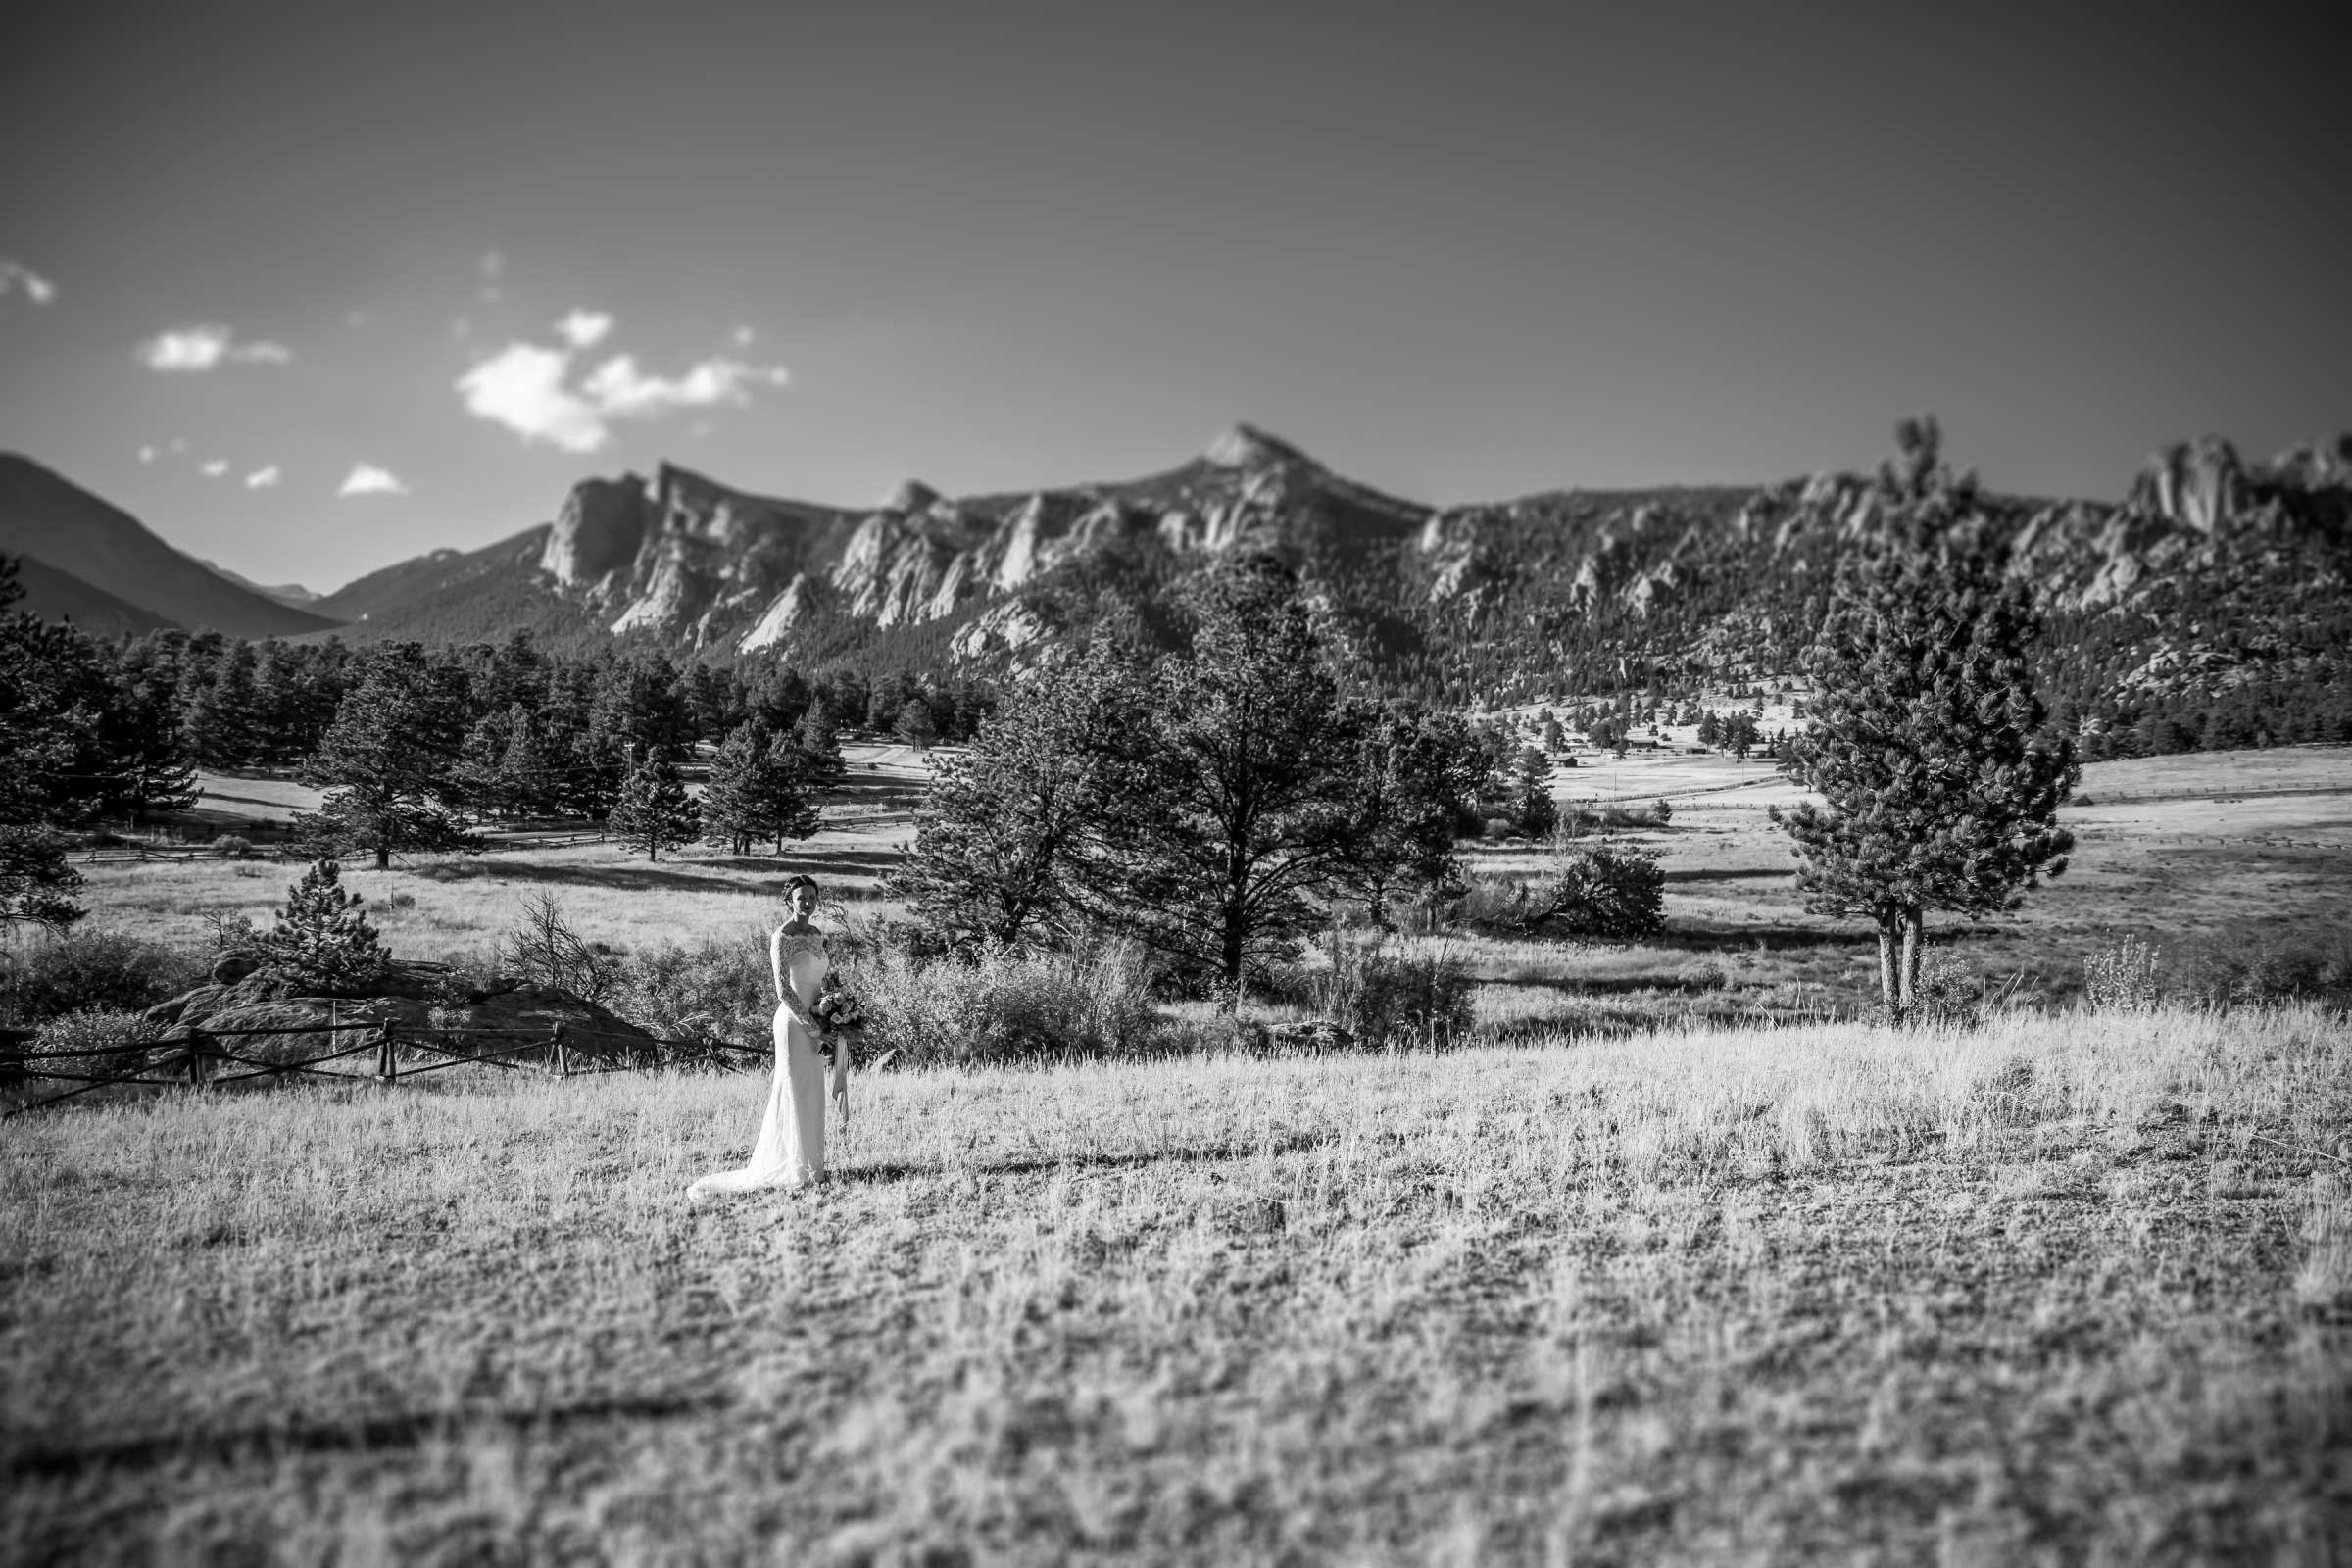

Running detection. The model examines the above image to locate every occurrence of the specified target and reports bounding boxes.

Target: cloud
[456,329,790,453]
[245,465,281,489]
[137,324,293,371]
[199,459,230,478]
[581,354,790,417]
[456,343,608,453]
[338,463,410,498]
[555,309,613,349]
[732,325,757,348]
[137,445,158,465]
[1,259,57,305]
[477,249,505,303]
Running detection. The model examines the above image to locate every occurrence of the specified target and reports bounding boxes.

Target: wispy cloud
[731,325,757,348]
[137,324,293,371]
[457,319,790,453]
[137,445,158,465]
[581,354,791,418]
[199,459,230,478]
[477,249,505,304]
[555,309,613,350]
[338,463,410,498]
[245,465,281,489]
[1,259,57,305]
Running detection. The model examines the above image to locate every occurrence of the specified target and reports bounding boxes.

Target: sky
[2,2,2345,593]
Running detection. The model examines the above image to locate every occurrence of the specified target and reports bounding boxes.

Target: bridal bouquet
[813,981,866,1039]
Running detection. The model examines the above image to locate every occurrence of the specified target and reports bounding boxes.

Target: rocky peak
[882,479,942,514]
[541,474,654,586]
[1203,421,1318,472]
[2130,437,2247,534]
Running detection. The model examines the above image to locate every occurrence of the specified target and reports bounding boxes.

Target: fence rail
[0,1015,767,1118]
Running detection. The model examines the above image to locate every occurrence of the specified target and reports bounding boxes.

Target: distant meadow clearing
[5,1005,2347,1565]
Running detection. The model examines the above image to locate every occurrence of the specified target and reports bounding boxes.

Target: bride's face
[786,884,818,922]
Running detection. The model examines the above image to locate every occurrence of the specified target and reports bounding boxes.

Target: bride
[687,875,849,1200]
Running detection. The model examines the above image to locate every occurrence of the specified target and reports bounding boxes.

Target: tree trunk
[1899,906,1925,1019]
[375,843,390,870]
[1876,913,1902,1024]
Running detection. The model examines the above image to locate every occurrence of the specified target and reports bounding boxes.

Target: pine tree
[795,698,845,787]
[1514,748,1558,838]
[1081,557,1370,1006]
[886,645,1136,951]
[610,753,700,861]
[892,698,938,749]
[1772,418,2079,1021]
[298,645,478,868]
[496,707,564,818]
[260,858,388,994]
[1334,703,1485,928]
[0,826,84,929]
[701,720,820,856]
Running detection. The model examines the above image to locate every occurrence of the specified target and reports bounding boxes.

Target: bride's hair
[783,874,820,905]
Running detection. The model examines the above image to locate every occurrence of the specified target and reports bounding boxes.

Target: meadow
[4,1005,2346,1564]
[6,743,2349,1563]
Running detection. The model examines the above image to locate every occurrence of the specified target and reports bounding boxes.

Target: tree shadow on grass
[833,1131,1335,1186]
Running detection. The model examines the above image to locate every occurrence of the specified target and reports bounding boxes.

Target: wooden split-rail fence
[0,1017,769,1119]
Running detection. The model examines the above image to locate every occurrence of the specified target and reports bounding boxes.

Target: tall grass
[837,933,1168,1067]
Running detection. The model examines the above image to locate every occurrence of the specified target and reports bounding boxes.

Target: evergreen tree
[610,753,700,861]
[1081,558,1370,1006]
[795,698,845,787]
[892,698,938,749]
[298,645,479,869]
[1334,703,1485,928]
[1772,418,2079,1021]
[496,707,564,818]
[887,646,1137,951]
[701,719,821,855]
[259,858,388,993]
[1514,748,1559,838]
[0,560,137,828]
[0,826,84,929]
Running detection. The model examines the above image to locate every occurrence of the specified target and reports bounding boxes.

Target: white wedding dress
[688,930,838,1200]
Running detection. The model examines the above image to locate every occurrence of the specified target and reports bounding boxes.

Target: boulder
[140,960,658,1072]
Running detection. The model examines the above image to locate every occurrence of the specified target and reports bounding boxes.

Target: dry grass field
[5,1006,2346,1564]
[52,743,2352,1036]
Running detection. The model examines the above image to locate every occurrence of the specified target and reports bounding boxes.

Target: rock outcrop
[142,960,659,1071]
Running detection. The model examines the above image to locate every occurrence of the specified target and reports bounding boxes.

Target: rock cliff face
[335,421,2352,710]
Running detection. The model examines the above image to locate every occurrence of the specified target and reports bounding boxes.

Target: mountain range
[3,425,2347,718]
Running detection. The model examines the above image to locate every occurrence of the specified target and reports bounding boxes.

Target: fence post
[552,1022,568,1079]
[377,1021,398,1084]
[186,1027,209,1091]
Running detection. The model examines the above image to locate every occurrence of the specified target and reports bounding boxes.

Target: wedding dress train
[688,931,834,1199]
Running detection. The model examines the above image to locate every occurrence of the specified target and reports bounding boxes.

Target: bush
[2176,925,2352,1010]
[835,931,1168,1068]
[1453,845,1666,941]
[606,932,772,1051]
[212,835,256,860]
[493,891,614,1004]
[29,1007,166,1080]
[1651,797,1674,827]
[1,930,208,1025]
[1285,933,1477,1052]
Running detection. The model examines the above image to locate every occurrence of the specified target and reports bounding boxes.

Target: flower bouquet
[813,980,867,1054]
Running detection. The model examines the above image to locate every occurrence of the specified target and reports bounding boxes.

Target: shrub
[494,891,613,1004]
[835,932,1167,1068]
[1651,797,1674,827]
[1288,933,1477,1052]
[30,1007,165,1080]
[1453,845,1665,941]
[212,835,256,860]
[606,932,770,1049]
[2176,926,2352,1010]
[0,930,208,1025]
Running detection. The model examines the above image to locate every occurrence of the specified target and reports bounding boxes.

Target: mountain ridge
[0,454,343,639]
